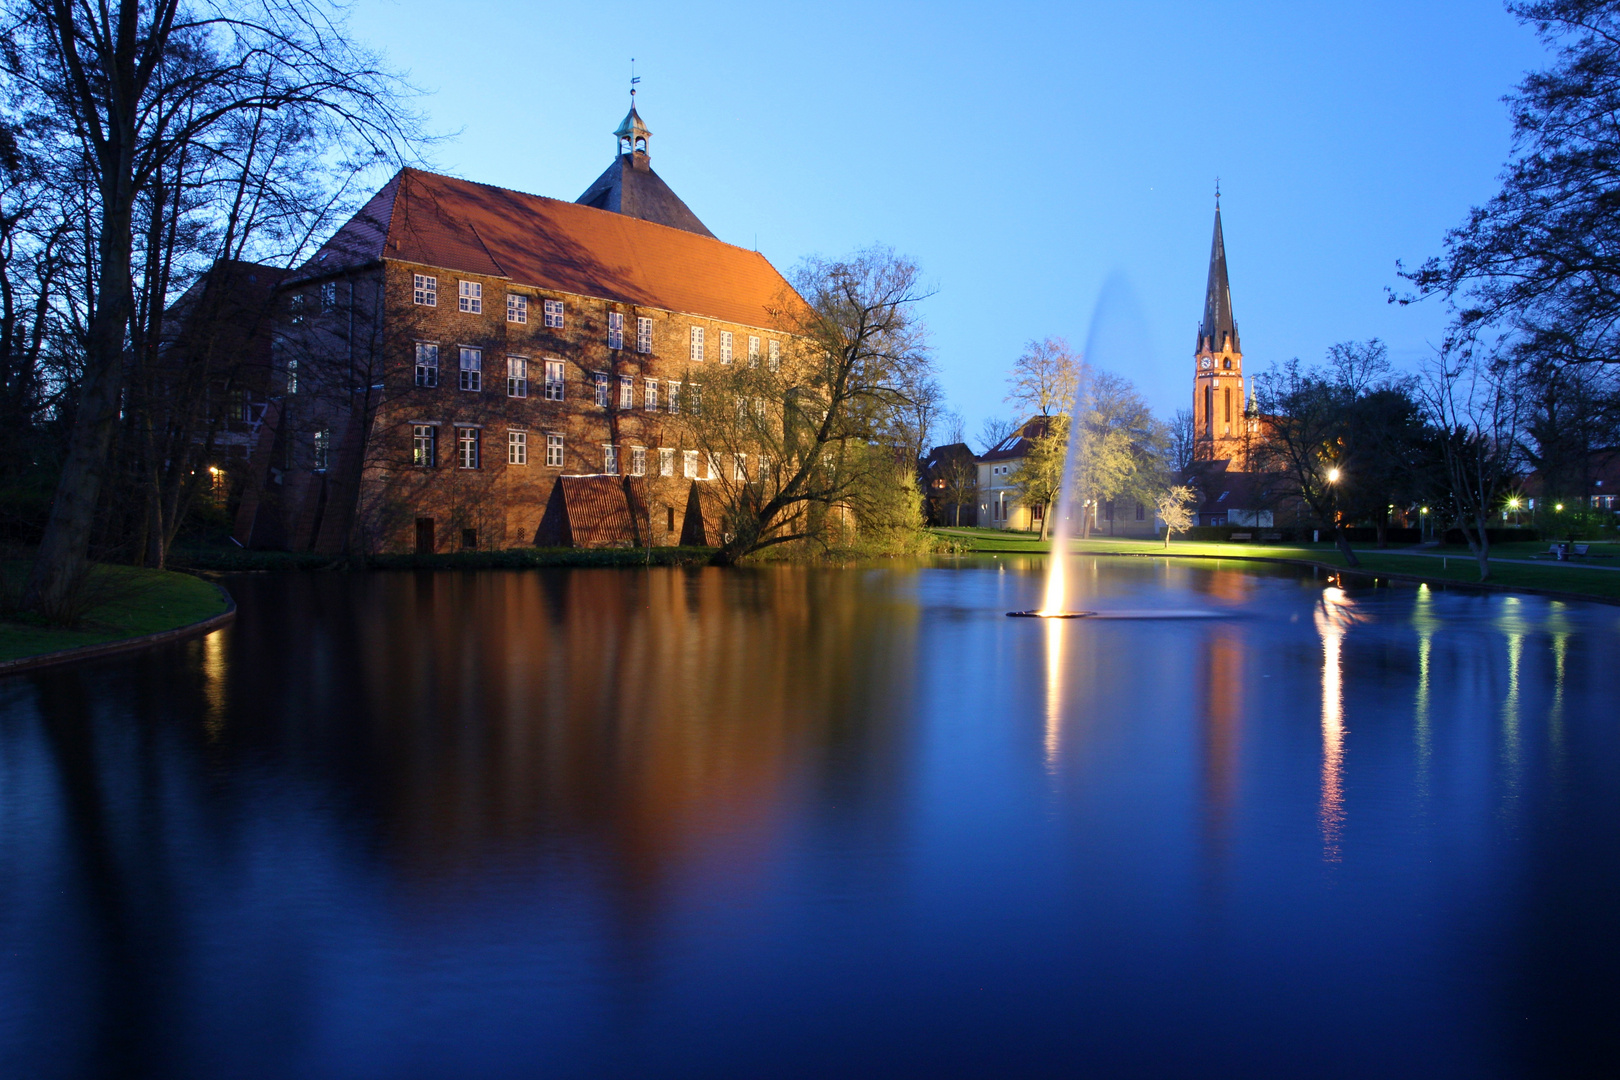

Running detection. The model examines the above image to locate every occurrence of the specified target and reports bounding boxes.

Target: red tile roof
[301,168,801,331]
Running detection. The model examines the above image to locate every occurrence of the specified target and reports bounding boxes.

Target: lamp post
[1420,506,1429,543]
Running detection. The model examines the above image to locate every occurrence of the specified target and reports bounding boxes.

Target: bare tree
[1156,485,1197,548]
[1169,407,1196,472]
[1420,348,1524,580]
[7,0,418,613]
[977,415,1019,454]
[1006,336,1080,418]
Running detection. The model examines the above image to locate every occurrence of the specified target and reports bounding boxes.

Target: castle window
[459,280,482,314]
[734,453,748,482]
[285,358,298,394]
[507,293,528,324]
[619,375,634,409]
[608,311,624,349]
[748,336,760,366]
[645,378,658,410]
[546,433,564,467]
[507,356,528,398]
[659,447,675,477]
[683,450,698,479]
[313,428,330,471]
[768,340,780,371]
[412,425,436,467]
[688,383,702,415]
[459,347,482,392]
[415,343,438,388]
[544,360,565,401]
[456,427,480,469]
[594,371,609,407]
[508,430,527,465]
[603,444,618,475]
[637,316,653,353]
[720,331,733,364]
[690,325,705,362]
[668,381,681,414]
[413,274,437,307]
[631,445,646,476]
[288,293,306,325]
[543,299,564,328]
[320,282,336,310]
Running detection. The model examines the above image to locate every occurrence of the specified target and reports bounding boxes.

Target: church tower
[1193,193,1247,464]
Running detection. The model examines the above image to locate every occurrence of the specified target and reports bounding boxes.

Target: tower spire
[1198,192,1238,355]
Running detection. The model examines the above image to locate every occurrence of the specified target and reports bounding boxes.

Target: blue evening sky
[349,0,1547,441]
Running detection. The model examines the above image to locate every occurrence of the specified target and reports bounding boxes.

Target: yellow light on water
[1039,548,1066,616]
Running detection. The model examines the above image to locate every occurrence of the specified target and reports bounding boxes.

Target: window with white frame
[507,293,528,324]
[507,356,527,398]
[690,325,705,362]
[313,428,330,471]
[688,383,702,415]
[544,360,565,401]
[637,316,653,353]
[412,424,436,467]
[608,311,624,350]
[288,294,306,325]
[706,455,719,480]
[768,340,780,370]
[631,445,646,476]
[748,335,760,366]
[546,433,564,467]
[508,429,527,465]
[459,280,482,314]
[285,358,298,394]
[320,282,336,310]
[456,427,479,469]
[668,381,680,414]
[459,347,482,391]
[544,299,564,328]
[603,444,618,475]
[719,330,733,364]
[415,343,439,387]
[593,372,609,407]
[682,450,698,479]
[734,453,747,482]
[757,455,770,482]
[619,375,634,409]
[414,274,437,307]
[659,448,675,477]
[644,378,658,410]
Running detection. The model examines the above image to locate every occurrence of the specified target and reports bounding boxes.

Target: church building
[231,98,803,553]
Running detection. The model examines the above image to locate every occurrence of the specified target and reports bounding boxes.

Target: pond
[1,558,1617,1078]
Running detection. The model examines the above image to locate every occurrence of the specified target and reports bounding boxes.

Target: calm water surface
[2,557,1618,1078]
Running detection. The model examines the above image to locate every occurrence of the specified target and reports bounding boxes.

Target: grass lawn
[933,527,1620,604]
[0,565,230,664]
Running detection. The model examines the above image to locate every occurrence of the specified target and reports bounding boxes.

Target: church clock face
[1200,358,1212,369]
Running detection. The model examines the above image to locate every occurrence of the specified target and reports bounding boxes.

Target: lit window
[415,343,438,388]
[544,360,565,401]
[594,372,609,407]
[412,425,436,467]
[320,282,336,309]
[690,325,705,362]
[768,340,780,371]
[682,450,698,479]
[637,316,653,354]
[459,280,482,314]
[644,378,658,410]
[313,428,330,471]
[456,427,479,469]
[720,330,733,364]
[668,381,680,415]
[413,274,437,307]
[631,445,646,476]
[734,454,747,482]
[659,448,674,477]
[459,347,481,392]
[507,293,528,324]
[603,444,618,475]
[544,299,564,328]
[748,335,760,366]
[608,311,624,350]
[546,433,564,467]
[619,375,634,409]
[507,356,527,398]
[508,430,527,465]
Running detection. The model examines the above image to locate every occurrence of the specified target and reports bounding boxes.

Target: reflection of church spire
[1198,195,1239,355]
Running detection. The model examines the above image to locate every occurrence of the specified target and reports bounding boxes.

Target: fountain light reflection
[1314,585,1355,863]
[1044,614,1065,769]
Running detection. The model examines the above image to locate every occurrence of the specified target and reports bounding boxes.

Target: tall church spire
[1198,195,1239,355]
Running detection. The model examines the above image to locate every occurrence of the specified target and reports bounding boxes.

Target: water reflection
[1199,629,1244,855]
[1413,585,1436,800]
[1314,585,1353,862]
[1043,615,1065,769]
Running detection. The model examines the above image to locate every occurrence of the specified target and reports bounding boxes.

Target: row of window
[410,274,778,362]
[413,343,710,412]
[406,424,766,482]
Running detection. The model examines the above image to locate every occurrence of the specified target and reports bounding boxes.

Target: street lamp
[1327,467,1341,483]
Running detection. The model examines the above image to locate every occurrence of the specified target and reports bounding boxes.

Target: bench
[1229,532,1253,541]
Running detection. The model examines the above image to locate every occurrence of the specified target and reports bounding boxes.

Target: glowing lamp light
[1420,507,1429,515]
[1555,503,1565,512]
[1327,468,1341,483]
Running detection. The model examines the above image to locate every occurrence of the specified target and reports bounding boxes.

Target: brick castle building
[232,100,802,553]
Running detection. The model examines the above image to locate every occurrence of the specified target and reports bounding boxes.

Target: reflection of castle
[1187,195,1272,529]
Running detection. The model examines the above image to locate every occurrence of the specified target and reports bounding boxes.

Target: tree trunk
[1332,522,1360,567]
[1375,517,1388,549]
[1039,503,1050,541]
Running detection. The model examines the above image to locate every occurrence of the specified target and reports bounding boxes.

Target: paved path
[1367,548,1620,572]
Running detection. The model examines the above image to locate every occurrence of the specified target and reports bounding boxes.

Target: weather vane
[630,58,640,102]
[1215,177,1221,203]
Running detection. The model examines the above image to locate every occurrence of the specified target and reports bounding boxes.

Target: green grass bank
[0,565,231,664]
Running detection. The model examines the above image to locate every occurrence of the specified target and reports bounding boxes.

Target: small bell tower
[615,86,652,171]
